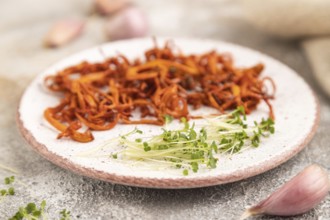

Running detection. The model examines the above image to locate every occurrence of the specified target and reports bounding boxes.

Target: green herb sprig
[95,107,275,175]
[59,209,71,220]
[0,175,72,220]
[9,200,71,220]
[206,107,275,154]
[5,176,15,185]
[9,200,47,220]
[8,200,72,220]
[1,176,16,200]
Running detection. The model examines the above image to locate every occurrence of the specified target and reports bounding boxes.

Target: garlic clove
[94,0,131,16]
[104,6,148,41]
[241,164,330,219]
[44,19,85,48]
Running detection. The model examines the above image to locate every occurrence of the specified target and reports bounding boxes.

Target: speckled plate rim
[16,37,320,189]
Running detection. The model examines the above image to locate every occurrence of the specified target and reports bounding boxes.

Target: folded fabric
[240,0,330,97]
[302,38,330,97]
[240,0,330,39]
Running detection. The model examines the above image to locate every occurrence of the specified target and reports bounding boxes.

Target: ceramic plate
[17,38,319,188]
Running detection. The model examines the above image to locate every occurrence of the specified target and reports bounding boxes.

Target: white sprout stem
[124,145,208,157]
[132,157,179,165]
[0,163,19,174]
[16,179,29,188]
[0,194,6,205]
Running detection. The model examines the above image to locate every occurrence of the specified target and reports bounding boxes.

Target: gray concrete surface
[0,0,329,219]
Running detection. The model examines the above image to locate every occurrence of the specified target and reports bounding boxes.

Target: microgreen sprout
[9,200,72,220]
[164,114,174,124]
[5,176,15,185]
[1,176,16,201]
[9,200,47,220]
[1,175,73,220]
[91,107,275,175]
[8,187,15,195]
[59,209,71,220]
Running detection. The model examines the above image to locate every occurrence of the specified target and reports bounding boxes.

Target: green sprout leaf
[4,176,15,185]
[8,187,15,195]
[60,209,71,220]
[164,114,174,124]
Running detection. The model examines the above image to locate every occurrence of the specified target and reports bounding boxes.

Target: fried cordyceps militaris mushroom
[44,41,275,142]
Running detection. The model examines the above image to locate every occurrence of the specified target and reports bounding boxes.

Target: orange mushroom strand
[44,41,275,142]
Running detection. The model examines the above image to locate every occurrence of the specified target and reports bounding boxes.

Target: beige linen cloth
[241,0,330,97]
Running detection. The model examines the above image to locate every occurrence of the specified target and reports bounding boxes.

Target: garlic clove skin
[241,164,330,219]
[44,19,85,48]
[104,6,148,41]
[94,0,131,16]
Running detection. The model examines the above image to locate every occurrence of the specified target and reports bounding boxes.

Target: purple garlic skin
[104,6,148,41]
[247,164,330,217]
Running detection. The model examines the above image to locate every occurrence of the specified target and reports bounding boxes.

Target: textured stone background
[0,0,329,219]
